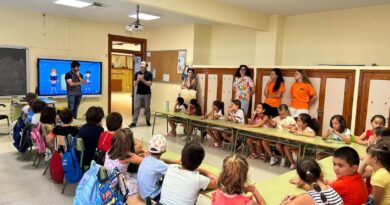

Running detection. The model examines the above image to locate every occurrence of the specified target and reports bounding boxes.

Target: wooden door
[356,70,390,134]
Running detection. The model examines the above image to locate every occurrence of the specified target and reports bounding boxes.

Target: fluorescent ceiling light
[129,13,160,21]
[54,0,93,8]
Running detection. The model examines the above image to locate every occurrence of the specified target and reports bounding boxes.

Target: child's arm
[200,111,212,120]
[246,116,269,128]
[289,177,311,191]
[354,137,369,146]
[161,158,181,165]
[245,185,267,205]
[358,155,373,178]
[358,131,367,140]
[294,129,315,137]
[322,129,332,140]
[373,186,385,205]
[134,139,145,154]
[120,152,143,165]
[197,167,218,189]
[173,103,181,112]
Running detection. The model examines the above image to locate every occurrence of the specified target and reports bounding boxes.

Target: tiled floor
[0,114,289,205]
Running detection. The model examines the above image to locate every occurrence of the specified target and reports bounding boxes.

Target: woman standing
[181,68,197,90]
[233,65,255,115]
[290,69,317,118]
[264,68,285,118]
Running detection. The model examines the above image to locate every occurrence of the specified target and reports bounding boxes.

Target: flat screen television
[37,58,102,96]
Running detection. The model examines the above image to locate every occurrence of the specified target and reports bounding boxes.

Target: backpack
[50,137,64,184]
[62,136,83,184]
[99,168,128,205]
[74,161,102,205]
[30,123,47,154]
[94,132,110,165]
[17,123,34,153]
[13,117,26,151]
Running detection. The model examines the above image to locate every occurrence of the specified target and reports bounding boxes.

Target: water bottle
[165,100,169,112]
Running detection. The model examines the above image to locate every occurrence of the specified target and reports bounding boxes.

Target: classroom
[0,0,390,205]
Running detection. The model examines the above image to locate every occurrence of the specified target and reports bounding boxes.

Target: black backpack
[18,123,34,153]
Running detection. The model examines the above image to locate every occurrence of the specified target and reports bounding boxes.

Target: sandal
[248,153,258,159]
[167,131,176,137]
[258,153,266,160]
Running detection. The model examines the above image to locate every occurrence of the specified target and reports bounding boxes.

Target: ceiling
[1,0,390,28]
[218,0,390,15]
[0,0,215,27]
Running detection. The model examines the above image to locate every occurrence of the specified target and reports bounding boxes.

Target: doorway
[108,34,146,122]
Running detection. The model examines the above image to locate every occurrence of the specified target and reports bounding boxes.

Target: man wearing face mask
[65,61,85,119]
[129,61,153,128]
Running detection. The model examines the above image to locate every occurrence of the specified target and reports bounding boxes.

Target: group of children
[17,91,390,205]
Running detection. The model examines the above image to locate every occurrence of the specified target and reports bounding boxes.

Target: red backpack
[50,137,64,183]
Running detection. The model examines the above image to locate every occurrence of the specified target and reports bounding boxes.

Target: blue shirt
[137,156,168,199]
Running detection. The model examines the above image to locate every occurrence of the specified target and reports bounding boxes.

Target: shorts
[289,107,308,118]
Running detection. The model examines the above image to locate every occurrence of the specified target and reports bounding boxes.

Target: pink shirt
[212,189,253,205]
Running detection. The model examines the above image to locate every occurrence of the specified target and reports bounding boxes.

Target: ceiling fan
[125,4,144,32]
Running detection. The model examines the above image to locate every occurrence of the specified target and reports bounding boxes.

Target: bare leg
[262,140,274,158]
[284,145,295,166]
[168,120,177,136]
[246,138,256,157]
[275,143,285,158]
[254,140,264,156]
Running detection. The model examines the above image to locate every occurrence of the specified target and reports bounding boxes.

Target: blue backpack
[62,136,83,183]
[99,168,128,205]
[13,117,26,150]
[74,161,102,205]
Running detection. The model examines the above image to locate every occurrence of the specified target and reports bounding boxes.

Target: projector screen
[37,58,102,96]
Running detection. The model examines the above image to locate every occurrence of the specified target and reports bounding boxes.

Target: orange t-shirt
[290,82,316,109]
[330,173,368,205]
[265,82,285,108]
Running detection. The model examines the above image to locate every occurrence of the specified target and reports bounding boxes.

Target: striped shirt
[307,187,343,205]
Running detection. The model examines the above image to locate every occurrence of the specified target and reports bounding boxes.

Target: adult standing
[233,65,255,115]
[129,61,152,128]
[65,61,85,119]
[264,68,285,117]
[181,68,197,90]
[290,69,317,118]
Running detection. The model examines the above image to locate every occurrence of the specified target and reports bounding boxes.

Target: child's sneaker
[280,157,286,167]
[290,163,297,170]
[270,157,278,166]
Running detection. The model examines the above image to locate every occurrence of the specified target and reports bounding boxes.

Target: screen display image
[38,58,102,96]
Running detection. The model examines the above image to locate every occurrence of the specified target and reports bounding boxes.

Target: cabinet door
[197,73,206,113]
[322,78,346,134]
[308,77,321,118]
[365,80,390,130]
[221,75,234,115]
[207,74,218,114]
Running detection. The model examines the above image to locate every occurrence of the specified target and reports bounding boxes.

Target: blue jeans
[67,95,82,119]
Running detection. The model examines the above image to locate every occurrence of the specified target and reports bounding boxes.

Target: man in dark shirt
[129,61,152,128]
[65,61,85,119]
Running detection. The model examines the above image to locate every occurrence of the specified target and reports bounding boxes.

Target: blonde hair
[218,155,249,195]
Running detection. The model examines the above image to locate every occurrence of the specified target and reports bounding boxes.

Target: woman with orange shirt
[264,68,285,118]
[290,69,317,118]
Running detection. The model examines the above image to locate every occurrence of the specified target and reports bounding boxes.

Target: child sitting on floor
[244,103,270,160]
[167,97,187,137]
[212,155,266,205]
[201,100,225,147]
[281,159,342,205]
[284,113,317,169]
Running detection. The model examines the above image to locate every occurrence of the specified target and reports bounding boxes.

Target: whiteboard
[0,46,28,97]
